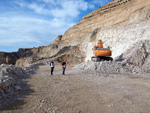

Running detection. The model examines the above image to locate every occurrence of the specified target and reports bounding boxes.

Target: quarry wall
[0,0,150,66]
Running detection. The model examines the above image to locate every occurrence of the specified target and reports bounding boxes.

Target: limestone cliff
[0,0,150,67]
[63,0,150,40]
[62,0,150,55]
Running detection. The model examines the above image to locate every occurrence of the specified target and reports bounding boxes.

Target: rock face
[62,0,150,61]
[63,0,150,39]
[89,21,150,60]
[0,52,18,65]
[0,0,150,67]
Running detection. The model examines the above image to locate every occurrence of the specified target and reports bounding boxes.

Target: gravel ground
[0,63,150,113]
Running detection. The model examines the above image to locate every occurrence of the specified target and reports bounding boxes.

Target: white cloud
[42,0,55,4]
[88,4,95,9]
[0,15,74,47]
[14,1,50,15]
[49,0,88,19]
[28,4,49,14]
[14,0,88,18]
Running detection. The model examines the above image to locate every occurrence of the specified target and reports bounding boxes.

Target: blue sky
[0,0,112,52]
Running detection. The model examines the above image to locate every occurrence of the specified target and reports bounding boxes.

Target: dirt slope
[1,64,150,113]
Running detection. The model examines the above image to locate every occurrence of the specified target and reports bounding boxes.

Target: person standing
[50,60,55,75]
[61,61,66,75]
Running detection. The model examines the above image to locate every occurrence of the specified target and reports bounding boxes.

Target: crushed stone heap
[0,64,25,106]
[0,63,38,107]
[116,40,150,74]
[73,60,149,76]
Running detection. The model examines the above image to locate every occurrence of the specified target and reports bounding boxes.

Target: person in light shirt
[50,60,55,75]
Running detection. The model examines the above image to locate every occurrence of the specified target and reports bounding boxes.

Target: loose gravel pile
[73,60,149,76]
[0,63,40,107]
[0,64,25,106]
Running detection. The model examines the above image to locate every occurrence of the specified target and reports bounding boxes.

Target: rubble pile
[0,64,26,106]
[116,40,150,74]
[73,60,148,76]
[73,61,128,73]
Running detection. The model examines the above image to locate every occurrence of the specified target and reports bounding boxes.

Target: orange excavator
[91,40,113,61]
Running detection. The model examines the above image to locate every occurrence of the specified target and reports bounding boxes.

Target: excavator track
[91,56,113,62]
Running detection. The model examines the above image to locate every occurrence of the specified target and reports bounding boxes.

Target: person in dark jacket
[50,61,55,75]
[61,61,66,75]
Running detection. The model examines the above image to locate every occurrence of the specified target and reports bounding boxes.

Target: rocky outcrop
[63,0,150,40]
[52,35,63,44]
[0,52,18,65]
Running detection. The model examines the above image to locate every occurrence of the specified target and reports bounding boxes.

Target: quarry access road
[1,64,150,113]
